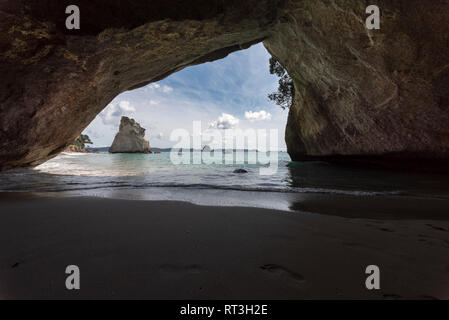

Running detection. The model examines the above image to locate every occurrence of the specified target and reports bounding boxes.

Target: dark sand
[0,194,449,299]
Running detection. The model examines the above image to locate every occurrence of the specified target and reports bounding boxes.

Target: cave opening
[25,43,291,180]
[0,43,301,204]
[82,43,289,157]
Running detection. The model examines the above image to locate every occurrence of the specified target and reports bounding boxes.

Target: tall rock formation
[109,117,151,153]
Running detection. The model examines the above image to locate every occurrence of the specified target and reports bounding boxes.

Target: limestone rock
[0,0,282,170]
[0,0,448,170]
[264,0,449,163]
[109,117,151,154]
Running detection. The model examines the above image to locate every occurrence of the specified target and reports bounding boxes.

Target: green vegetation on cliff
[67,134,93,152]
[268,57,293,110]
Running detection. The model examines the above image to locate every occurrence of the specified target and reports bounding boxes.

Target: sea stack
[109,117,151,154]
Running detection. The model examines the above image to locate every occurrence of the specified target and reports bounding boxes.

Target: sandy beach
[0,194,448,300]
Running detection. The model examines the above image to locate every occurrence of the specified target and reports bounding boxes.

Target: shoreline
[1,194,448,299]
[2,189,449,220]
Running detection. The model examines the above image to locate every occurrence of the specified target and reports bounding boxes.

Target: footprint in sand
[365,224,395,233]
[378,227,395,232]
[260,264,305,284]
[384,293,437,300]
[426,224,449,232]
[159,264,204,275]
[342,241,362,247]
[417,295,439,300]
[383,293,402,300]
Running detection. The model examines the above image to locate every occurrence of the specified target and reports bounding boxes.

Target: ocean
[0,151,448,211]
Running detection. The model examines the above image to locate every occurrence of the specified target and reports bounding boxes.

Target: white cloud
[100,100,136,125]
[245,110,272,121]
[118,101,136,113]
[147,83,160,90]
[145,83,173,94]
[149,100,159,105]
[162,85,173,93]
[209,113,239,130]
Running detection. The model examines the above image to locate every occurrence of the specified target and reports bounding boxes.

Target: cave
[1,0,449,171]
[2,1,449,301]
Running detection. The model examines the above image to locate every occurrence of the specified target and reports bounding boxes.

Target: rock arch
[1,0,448,170]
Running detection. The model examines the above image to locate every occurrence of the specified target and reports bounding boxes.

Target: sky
[84,43,288,150]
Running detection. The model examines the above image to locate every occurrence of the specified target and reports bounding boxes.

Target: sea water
[0,151,448,211]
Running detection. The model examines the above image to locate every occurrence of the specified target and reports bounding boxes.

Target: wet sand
[0,195,448,299]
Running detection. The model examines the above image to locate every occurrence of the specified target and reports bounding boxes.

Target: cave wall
[264,0,449,161]
[1,0,449,170]
[0,0,283,170]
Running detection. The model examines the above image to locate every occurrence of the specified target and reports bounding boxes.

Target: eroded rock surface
[109,117,151,154]
[264,0,449,162]
[1,0,448,170]
[0,0,283,170]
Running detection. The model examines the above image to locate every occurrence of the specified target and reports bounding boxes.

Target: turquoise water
[1,151,293,193]
[1,151,448,199]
